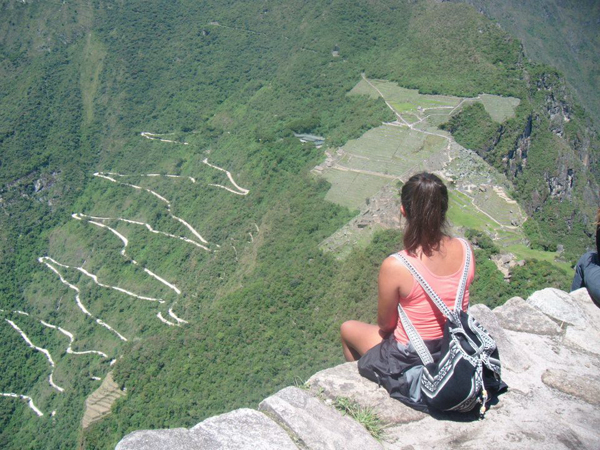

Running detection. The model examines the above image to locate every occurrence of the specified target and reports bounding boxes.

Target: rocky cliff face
[507,71,599,217]
[116,287,600,450]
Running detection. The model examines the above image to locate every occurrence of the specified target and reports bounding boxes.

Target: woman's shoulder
[382,252,407,269]
[380,253,414,295]
[380,252,413,278]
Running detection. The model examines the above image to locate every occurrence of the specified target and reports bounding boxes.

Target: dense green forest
[0,0,597,448]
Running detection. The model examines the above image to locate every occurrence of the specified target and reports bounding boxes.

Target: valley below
[0,1,597,448]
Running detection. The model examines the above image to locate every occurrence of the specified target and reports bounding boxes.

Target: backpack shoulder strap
[390,240,472,365]
[395,300,435,365]
[392,252,456,322]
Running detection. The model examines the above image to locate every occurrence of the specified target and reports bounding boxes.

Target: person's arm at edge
[377,256,402,334]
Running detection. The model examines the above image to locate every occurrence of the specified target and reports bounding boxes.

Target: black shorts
[357,333,442,412]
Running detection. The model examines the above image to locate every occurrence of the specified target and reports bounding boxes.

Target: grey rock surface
[564,288,600,355]
[259,386,382,450]
[564,325,600,356]
[469,303,530,372]
[527,288,585,327]
[116,409,297,450]
[116,428,199,450]
[542,369,600,406]
[493,296,562,335]
[308,362,426,424]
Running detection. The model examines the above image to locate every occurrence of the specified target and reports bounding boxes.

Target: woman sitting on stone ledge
[571,207,600,307]
[340,172,475,411]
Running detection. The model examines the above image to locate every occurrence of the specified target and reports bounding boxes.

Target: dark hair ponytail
[401,172,449,256]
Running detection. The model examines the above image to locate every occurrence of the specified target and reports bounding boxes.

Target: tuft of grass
[333,397,387,441]
[293,376,310,390]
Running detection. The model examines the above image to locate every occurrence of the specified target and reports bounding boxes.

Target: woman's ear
[400,205,406,217]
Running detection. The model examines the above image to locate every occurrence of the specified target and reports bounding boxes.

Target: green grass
[347,78,380,99]
[333,397,387,441]
[342,126,408,160]
[323,170,392,209]
[448,189,497,232]
[390,101,416,113]
[470,188,524,228]
[479,94,520,123]
[369,80,462,109]
[80,32,107,125]
[506,244,572,273]
[357,79,520,126]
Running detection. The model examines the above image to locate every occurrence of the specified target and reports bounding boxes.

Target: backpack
[392,239,505,418]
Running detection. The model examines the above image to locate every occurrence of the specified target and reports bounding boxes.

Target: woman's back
[392,237,475,344]
[417,237,466,276]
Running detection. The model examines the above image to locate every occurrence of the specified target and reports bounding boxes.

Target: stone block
[259,386,382,450]
[570,288,600,329]
[116,408,297,450]
[565,326,600,355]
[494,296,562,335]
[527,288,585,327]
[191,408,297,450]
[542,369,600,406]
[116,428,198,450]
[308,362,426,424]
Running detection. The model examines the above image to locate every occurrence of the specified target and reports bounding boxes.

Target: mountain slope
[450,0,600,123]
[0,1,597,449]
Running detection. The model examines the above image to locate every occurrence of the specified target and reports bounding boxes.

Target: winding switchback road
[70,215,183,296]
[0,393,43,416]
[5,319,64,392]
[39,257,128,342]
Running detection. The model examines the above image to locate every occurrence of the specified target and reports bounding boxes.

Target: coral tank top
[393,243,475,345]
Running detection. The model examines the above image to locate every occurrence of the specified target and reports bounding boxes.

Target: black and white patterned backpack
[393,239,505,417]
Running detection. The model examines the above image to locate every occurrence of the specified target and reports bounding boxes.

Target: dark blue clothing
[571,251,600,307]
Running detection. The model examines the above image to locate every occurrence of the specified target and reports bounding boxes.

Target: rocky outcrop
[116,287,600,449]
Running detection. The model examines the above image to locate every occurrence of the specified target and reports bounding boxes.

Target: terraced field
[314,77,526,254]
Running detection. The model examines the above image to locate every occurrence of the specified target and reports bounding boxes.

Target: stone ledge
[259,386,382,449]
[308,362,426,424]
[116,408,297,450]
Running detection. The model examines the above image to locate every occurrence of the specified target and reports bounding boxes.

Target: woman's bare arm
[377,257,401,333]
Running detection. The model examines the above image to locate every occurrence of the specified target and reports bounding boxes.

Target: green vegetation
[323,171,391,210]
[448,190,497,231]
[465,229,572,308]
[440,67,599,263]
[441,103,499,153]
[333,397,387,441]
[479,94,520,123]
[0,1,597,449]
